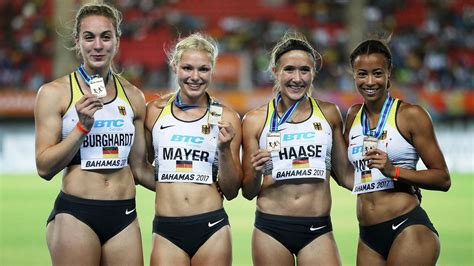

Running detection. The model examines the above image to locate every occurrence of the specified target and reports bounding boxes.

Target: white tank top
[152,96,219,184]
[347,99,419,194]
[258,97,332,182]
[62,72,135,170]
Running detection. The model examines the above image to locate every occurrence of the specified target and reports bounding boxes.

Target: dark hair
[274,39,315,64]
[349,39,392,70]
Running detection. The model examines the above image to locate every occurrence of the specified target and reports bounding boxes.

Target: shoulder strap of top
[386,98,400,129]
[309,97,325,120]
[65,72,84,113]
[263,99,275,128]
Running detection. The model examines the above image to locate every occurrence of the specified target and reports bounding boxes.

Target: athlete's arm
[216,106,242,200]
[144,103,156,164]
[319,100,354,190]
[125,83,155,191]
[241,107,269,200]
[366,103,450,191]
[34,78,102,180]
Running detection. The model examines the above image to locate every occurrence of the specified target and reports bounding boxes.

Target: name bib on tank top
[153,97,219,184]
[61,72,135,170]
[352,168,395,194]
[157,145,214,184]
[271,136,328,182]
[258,97,333,181]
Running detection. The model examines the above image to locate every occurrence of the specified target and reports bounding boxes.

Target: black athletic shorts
[359,205,438,259]
[47,191,137,245]
[254,210,333,255]
[152,208,229,257]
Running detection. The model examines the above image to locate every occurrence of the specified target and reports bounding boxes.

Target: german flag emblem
[118,106,126,116]
[292,158,309,168]
[380,130,387,140]
[361,170,372,182]
[103,147,119,158]
[176,160,193,172]
[313,122,322,130]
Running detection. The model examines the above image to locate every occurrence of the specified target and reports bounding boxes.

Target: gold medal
[363,136,378,156]
[266,132,281,152]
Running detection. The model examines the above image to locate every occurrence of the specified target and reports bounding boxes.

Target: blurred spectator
[0,0,472,93]
[0,0,52,89]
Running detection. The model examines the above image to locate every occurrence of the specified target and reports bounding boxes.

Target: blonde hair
[167,32,219,70]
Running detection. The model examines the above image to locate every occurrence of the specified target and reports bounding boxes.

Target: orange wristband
[393,166,400,181]
[76,122,90,134]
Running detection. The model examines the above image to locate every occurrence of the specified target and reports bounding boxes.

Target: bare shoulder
[242,104,268,126]
[115,75,145,101]
[146,92,176,113]
[398,101,430,119]
[346,103,363,122]
[316,99,341,115]
[241,104,268,140]
[37,75,69,97]
[315,99,343,127]
[146,95,169,113]
[347,103,362,117]
[315,98,334,109]
[220,103,241,122]
[145,97,167,126]
[397,100,433,131]
[36,75,71,111]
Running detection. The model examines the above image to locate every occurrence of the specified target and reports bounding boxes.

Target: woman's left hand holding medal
[364,148,394,177]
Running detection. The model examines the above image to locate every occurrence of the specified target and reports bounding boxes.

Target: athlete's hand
[251,149,271,172]
[75,93,104,130]
[216,121,235,149]
[365,148,395,177]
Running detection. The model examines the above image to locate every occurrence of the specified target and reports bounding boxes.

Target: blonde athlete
[242,32,353,266]
[345,39,451,265]
[145,33,242,266]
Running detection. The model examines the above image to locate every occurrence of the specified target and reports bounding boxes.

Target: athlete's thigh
[192,225,232,266]
[357,239,385,266]
[46,213,101,266]
[101,219,144,266]
[297,232,341,266]
[387,225,439,266]
[252,228,295,266]
[150,233,190,266]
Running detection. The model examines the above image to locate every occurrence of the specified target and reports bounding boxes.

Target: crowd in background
[1,0,473,93]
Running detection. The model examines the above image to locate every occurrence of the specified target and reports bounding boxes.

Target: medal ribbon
[270,93,305,132]
[361,95,394,138]
[174,91,219,111]
[77,64,111,86]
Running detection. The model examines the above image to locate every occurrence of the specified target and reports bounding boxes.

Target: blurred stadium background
[0,0,472,265]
